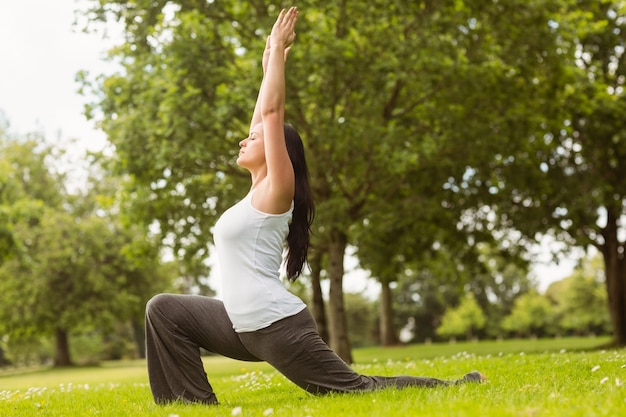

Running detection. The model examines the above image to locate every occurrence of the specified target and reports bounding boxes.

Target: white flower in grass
[600,377,609,384]
[591,366,600,372]
[168,414,180,417]
[232,406,243,416]
[263,408,274,415]
[616,378,623,387]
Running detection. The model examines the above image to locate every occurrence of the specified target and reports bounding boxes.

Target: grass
[1,336,625,416]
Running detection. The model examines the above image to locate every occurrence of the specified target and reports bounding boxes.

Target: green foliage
[0,336,54,368]
[0,208,161,338]
[499,253,613,338]
[82,0,574,286]
[391,256,464,343]
[501,291,556,337]
[80,0,626,351]
[0,130,170,365]
[546,254,612,335]
[437,294,486,340]
[391,243,531,343]
[449,0,626,342]
[80,0,259,268]
[344,292,378,347]
[0,134,64,267]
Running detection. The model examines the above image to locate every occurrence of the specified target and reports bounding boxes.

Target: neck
[249,168,267,191]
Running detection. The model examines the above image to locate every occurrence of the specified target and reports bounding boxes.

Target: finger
[281,7,295,24]
[282,14,296,32]
[286,7,298,22]
[265,35,271,50]
[288,9,299,28]
[276,8,286,23]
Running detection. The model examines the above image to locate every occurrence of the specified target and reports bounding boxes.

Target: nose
[239,138,247,147]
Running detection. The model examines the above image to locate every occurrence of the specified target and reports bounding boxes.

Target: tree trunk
[379,279,399,346]
[0,346,10,366]
[327,229,353,364]
[132,318,146,359]
[54,328,73,367]
[309,248,329,343]
[601,207,626,346]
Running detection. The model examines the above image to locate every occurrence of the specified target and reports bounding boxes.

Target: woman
[145,7,486,405]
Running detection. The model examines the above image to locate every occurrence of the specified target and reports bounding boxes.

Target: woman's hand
[262,37,293,74]
[269,7,298,50]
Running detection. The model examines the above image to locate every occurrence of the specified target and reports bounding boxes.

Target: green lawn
[1,337,624,416]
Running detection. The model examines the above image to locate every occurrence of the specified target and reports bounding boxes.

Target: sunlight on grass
[1,337,624,417]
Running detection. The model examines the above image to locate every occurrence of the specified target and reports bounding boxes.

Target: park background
[0,0,624,383]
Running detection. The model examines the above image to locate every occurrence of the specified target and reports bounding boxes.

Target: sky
[0,0,581,294]
[0,0,118,154]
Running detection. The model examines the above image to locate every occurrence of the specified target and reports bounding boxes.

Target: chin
[236,158,247,169]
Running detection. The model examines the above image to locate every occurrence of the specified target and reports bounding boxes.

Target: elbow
[261,93,285,117]
[261,105,284,119]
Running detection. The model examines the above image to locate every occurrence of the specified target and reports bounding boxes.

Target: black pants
[145,293,458,404]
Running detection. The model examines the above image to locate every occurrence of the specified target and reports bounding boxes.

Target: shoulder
[251,181,293,214]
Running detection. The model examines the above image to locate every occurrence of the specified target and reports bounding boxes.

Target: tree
[344,292,378,348]
[82,0,589,362]
[0,179,16,267]
[471,243,534,337]
[80,0,258,280]
[354,190,472,346]
[501,291,556,338]
[437,294,486,341]
[73,157,180,358]
[0,116,16,266]
[0,135,70,365]
[332,0,572,348]
[454,0,626,345]
[84,0,460,362]
[559,0,626,345]
[0,133,168,365]
[546,254,612,335]
[0,206,155,365]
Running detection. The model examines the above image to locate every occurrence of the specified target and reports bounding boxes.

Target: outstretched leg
[238,308,479,394]
[145,293,260,404]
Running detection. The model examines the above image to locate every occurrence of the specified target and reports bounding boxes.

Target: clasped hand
[270,7,299,50]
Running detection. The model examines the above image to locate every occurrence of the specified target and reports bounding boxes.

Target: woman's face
[237,123,265,169]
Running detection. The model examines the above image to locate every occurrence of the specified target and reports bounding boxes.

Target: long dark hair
[283,124,315,281]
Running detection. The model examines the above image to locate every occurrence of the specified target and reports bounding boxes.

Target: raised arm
[249,34,293,136]
[252,7,299,213]
[249,37,271,132]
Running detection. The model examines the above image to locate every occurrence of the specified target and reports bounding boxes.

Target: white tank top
[213,190,306,332]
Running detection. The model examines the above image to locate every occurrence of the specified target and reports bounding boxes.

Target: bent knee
[146,293,174,317]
